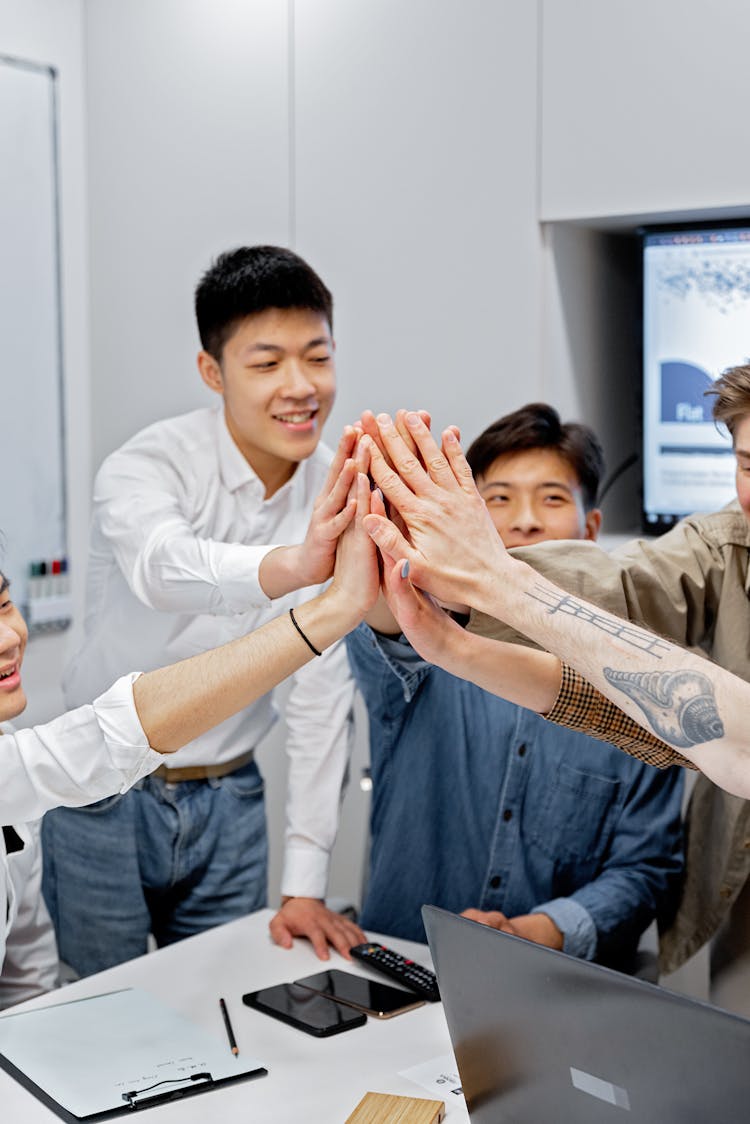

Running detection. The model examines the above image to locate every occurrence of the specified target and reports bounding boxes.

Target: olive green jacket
[470,502,750,973]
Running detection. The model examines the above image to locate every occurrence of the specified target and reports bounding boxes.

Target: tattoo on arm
[603,668,724,748]
[527,586,672,657]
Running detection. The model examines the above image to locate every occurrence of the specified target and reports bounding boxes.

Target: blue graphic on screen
[660,361,713,423]
[643,226,750,527]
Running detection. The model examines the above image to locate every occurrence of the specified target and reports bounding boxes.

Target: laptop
[423,905,750,1123]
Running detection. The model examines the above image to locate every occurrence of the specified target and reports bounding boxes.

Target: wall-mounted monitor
[642,223,750,533]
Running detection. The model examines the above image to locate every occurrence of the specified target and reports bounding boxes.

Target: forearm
[429,622,562,715]
[133,587,360,751]
[486,559,750,792]
[259,544,313,600]
[364,592,401,635]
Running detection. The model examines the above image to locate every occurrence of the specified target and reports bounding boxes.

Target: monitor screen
[642,224,750,532]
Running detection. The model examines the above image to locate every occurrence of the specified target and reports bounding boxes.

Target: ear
[197,350,224,395]
[584,507,602,541]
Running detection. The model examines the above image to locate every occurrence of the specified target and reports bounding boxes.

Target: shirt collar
[215,407,301,500]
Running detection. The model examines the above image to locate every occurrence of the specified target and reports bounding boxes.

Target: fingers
[382,557,423,628]
[363,512,414,562]
[268,913,294,949]
[363,435,420,512]
[437,425,477,494]
[323,916,367,960]
[321,425,358,497]
[400,413,467,493]
[315,456,357,522]
[369,487,386,519]
[373,414,437,497]
[460,908,512,932]
[269,900,366,961]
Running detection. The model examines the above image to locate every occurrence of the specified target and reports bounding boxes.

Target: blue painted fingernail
[401,560,410,578]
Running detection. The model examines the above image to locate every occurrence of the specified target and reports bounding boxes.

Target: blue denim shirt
[347,624,684,966]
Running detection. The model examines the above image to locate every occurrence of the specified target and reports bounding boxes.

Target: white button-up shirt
[64,407,355,897]
[1,676,161,1005]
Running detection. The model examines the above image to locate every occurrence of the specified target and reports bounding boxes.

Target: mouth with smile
[272,408,319,433]
[0,662,21,692]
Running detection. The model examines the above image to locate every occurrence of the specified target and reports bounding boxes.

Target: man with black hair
[45,246,365,974]
[348,404,683,967]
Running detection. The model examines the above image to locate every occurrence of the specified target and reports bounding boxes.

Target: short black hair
[195,245,333,361]
[465,402,605,511]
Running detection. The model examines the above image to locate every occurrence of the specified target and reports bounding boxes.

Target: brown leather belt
[153,749,254,783]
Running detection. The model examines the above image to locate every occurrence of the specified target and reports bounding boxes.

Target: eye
[249,360,278,371]
[485,494,509,506]
[308,354,331,365]
[543,493,568,505]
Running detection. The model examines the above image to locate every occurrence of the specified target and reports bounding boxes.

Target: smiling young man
[347,405,683,966]
[44,246,365,975]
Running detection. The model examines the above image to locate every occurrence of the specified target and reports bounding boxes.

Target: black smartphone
[293,968,425,1019]
[242,982,367,1037]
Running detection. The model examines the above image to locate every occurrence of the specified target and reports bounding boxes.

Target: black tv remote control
[349,942,440,1002]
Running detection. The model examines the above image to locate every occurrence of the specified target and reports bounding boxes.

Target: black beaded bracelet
[289,607,322,657]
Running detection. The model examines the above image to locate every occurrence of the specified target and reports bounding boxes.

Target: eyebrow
[735,447,750,460]
[246,337,331,355]
[479,479,575,494]
[0,577,8,597]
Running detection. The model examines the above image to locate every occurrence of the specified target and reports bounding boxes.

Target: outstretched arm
[135,469,378,750]
[363,413,750,797]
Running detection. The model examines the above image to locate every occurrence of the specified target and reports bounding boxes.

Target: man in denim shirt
[347,404,683,967]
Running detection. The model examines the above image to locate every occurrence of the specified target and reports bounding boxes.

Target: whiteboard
[0,56,66,608]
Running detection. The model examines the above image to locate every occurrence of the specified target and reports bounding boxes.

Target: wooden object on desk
[346,1091,445,1123]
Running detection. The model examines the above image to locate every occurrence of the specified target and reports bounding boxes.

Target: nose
[280,358,316,398]
[509,499,544,535]
[0,619,21,658]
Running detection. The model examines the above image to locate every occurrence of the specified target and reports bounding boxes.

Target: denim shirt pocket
[532,762,624,867]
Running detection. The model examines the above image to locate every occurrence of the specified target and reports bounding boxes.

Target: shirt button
[719,885,733,899]
[744,839,750,850]
[503,809,513,823]
[490,875,502,889]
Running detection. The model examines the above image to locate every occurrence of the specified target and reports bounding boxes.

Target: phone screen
[294,969,424,1017]
[243,982,366,1037]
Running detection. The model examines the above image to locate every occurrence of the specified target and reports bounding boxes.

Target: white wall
[85,0,291,467]
[0,0,90,725]
[540,0,750,223]
[293,0,542,445]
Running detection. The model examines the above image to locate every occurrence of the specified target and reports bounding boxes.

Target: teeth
[276,411,313,423]
[0,668,14,681]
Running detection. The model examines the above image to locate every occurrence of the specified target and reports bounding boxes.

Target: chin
[0,689,27,724]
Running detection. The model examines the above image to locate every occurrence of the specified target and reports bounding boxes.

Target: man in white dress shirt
[43,246,364,975]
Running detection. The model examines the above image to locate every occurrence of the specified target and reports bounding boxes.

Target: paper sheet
[0,987,264,1118]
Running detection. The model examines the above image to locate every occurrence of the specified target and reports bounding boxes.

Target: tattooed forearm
[527,585,673,658]
[603,668,725,748]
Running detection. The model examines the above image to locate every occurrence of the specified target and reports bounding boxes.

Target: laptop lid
[423,905,750,1123]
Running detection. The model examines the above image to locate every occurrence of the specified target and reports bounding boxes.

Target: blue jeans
[42,758,267,977]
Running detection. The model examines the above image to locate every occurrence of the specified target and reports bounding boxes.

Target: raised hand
[258,426,359,599]
[297,425,360,585]
[328,448,381,621]
[362,412,510,612]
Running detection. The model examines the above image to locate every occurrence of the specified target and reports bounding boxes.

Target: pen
[219,997,239,1056]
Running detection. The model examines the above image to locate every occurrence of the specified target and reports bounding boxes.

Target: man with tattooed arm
[360,366,750,1012]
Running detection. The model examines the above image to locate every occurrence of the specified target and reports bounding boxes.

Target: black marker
[219,997,238,1056]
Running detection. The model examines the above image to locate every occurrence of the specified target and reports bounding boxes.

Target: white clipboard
[0,987,266,1120]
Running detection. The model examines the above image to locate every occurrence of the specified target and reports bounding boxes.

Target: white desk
[0,910,469,1123]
